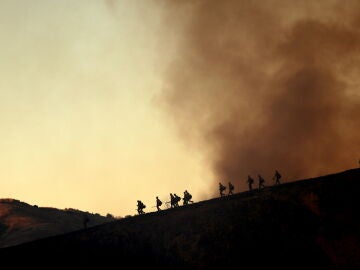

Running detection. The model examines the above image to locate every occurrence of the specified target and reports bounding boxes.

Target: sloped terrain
[1,168,360,269]
[0,199,114,247]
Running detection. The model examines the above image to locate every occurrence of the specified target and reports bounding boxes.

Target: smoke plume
[160,0,360,191]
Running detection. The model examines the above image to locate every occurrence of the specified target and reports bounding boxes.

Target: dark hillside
[0,199,113,247]
[2,168,360,269]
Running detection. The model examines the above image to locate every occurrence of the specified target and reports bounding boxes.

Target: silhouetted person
[170,193,175,208]
[228,182,234,195]
[156,196,162,211]
[83,214,89,229]
[258,174,265,190]
[219,182,226,197]
[183,190,193,205]
[247,175,254,191]
[173,193,181,207]
[137,200,146,214]
[273,170,282,185]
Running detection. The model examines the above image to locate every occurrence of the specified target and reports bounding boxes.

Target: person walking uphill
[273,170,282,185]
[137,200,146,215]
[183,190,193,205]
[173,193,181,207]
[258,174,265,190]
[219,182,226,197]
[83,214,90,229]
[169,193,175,208]
[247,175,254,191]
[156,196,162,211]
[228,182,234,195]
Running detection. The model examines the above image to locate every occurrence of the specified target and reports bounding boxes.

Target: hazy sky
[0,1,211,216]
[1,0,359,217]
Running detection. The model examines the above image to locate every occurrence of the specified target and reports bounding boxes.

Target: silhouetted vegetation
[106,213,114,219]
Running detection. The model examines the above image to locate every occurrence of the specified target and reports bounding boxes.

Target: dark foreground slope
[0,199,114,248]
[1,169,360,269]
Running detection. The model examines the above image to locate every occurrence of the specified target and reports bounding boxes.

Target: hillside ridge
[2,168,360,269]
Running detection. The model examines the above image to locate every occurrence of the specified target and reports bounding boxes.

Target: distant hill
[0,199,114,248]
[1,168,360,269]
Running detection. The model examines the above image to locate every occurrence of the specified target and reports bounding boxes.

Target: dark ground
[1,168,360,269]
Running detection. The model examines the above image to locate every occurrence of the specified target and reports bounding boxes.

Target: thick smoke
[160,0,360,191]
